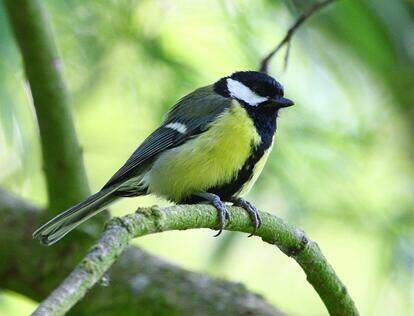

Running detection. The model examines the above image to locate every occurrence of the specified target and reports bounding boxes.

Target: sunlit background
[1,0,414,315]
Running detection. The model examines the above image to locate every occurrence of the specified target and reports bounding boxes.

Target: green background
[1,0,414,315]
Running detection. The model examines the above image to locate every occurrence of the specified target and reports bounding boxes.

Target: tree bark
[0,189,283,316]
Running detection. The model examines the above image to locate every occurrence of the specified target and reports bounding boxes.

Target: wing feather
[102,85,230,189]
[102,127,183,188]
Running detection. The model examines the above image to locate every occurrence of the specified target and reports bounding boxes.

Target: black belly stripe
[206,145,267,200]
[182,145,266,204]
[184,106,278,204]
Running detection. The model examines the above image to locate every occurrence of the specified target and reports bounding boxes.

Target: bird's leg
[196,192,230,237]
[231,197,262,237]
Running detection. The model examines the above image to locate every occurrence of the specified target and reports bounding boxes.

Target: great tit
[34,71,294,245]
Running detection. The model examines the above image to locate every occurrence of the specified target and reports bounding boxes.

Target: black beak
[271,96,294,108]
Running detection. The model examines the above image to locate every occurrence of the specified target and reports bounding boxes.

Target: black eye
[252,85,268,97]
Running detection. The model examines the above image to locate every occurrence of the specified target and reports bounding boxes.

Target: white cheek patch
[165,122,187,134]
[226,78,267,106]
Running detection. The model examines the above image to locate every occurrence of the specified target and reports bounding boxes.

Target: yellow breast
[148,102,261,201]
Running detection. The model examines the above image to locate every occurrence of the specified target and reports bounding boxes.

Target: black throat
[245,105,278,151]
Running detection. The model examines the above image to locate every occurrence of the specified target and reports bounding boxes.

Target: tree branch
[0,189,281,316]
[34,205,359,316]
[259,0,339,73]
[4,0,90,213]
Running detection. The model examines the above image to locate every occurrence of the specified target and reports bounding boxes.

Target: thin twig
[260,0,339,73]
[33,205,359,316]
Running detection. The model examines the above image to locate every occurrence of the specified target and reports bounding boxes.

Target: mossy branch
[33,205,359,316]
[0,189,281,316]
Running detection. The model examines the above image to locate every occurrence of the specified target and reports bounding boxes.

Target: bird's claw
[232,197,261,237]
[196,192,233,237]
[212,199,231,237]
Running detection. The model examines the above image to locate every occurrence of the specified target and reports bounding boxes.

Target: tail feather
[33,188,118,245]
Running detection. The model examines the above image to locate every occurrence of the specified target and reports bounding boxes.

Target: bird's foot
[231,197,261,237]
[197,193,230,237]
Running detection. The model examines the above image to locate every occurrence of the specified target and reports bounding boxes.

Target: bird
[33,71,294,245]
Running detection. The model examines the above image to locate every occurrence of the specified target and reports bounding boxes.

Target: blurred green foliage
[1,0,414,315]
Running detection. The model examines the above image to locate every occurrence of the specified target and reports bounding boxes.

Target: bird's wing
[102,85,230,189]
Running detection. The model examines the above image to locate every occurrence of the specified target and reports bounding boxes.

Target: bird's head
[214,71,294,109]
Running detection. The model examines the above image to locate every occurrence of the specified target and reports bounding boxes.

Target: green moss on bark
[35,205,359,316]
